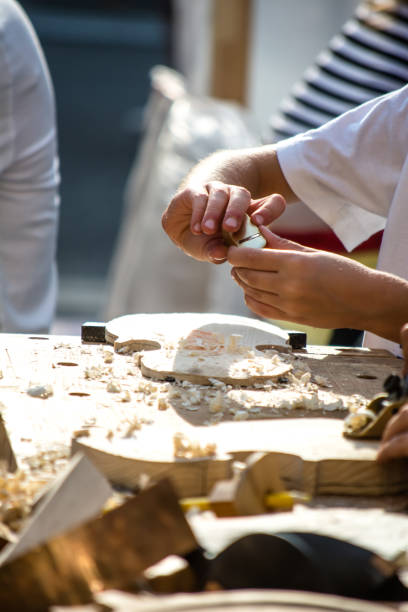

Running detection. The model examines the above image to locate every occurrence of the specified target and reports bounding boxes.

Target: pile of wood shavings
[173,432,217,459]
[0,469,48,534]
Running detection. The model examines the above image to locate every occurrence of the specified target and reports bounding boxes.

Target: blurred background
[19,0,358,335]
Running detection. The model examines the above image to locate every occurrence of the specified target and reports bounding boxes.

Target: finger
[202,182,252,235]
[180,230,228,263]
[260,225,312,252]
[248,193,286,226]
[244,294,288,321]
[222,186,252,232]
[163,190,200,247]
[227,243,297,271]
[377,431,408,462]
[201,182,230,235]
[381,404,408,443]
[190,190,210,234]
[231,266,279,293]
[400,322,408,374]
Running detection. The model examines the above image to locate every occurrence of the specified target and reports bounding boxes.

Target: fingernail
[193,223,201,233]
[253,214,263,225]
[204,219,215,231]
[224,217,238,230]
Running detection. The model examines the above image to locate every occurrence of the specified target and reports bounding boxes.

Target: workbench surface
[0,326,407,599]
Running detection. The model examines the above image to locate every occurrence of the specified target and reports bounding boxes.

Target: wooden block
[105,312,291,386]
[0,479,197,611]
[72,434,233,498]
[234,452,284,515]
[208,478,239,517]
[81,322,106,344]
[0,452,112,566]
[208,452,285,517]
[207,419,408,497]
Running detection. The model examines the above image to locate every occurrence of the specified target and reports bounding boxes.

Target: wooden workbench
[0,318,407,611]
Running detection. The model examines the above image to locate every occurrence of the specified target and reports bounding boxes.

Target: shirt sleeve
[0,0,60,333]
[275,84,408,251]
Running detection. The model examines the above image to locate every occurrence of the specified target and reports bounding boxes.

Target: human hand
[376,404,408,462]
[377,323,408,462]
[162,181,285,263]
[228,225,379,330]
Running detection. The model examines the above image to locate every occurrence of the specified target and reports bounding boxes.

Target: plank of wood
[105,312,288,352]
[74,418,408,498]
[0,452,112,566]
[0,479,197,611]
[105,313,401,395]
[72,434,233,498]
[106,313,292,386]
[210,0,252,105]
[95,588,397,611]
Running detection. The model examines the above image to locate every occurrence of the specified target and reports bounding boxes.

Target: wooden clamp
[180,452,309,517]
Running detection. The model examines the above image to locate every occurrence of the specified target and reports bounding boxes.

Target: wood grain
[75,418,408,498]
[95,588,398,611]
[0,479,196,611]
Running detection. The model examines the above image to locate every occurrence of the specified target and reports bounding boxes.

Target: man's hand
[228,225,378,330]
[162,181,285,264]
[377,322,408,462]
[377,405,408,462]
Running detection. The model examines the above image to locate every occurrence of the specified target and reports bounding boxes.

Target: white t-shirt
[276,84,408,356]
[0,0,59,333]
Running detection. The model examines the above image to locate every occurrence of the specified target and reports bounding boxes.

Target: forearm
[361,269,408,343]
[180,146,298,202]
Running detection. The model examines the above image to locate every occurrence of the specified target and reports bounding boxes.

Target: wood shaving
[157,396,169,411]
[173,432,216,459]
[103,350,114,364]
[84,366,105,380]
[209,390,223,414]
[119,390,131,402]
[107,380,122,393]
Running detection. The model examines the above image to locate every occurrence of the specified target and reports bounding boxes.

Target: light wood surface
[0,314,404,501]
[0,316,407,609]
[95,588,401,612]
[74,417,408,498]
[0,480,196,611]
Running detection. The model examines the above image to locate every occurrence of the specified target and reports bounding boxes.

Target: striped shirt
[269,1,408,140]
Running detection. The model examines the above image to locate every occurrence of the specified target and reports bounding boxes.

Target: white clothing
[0,0,59,333]
[276,84,408,356]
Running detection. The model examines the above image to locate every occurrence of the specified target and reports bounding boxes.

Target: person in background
[0,0,59,333]
[377,322,408,462]
[267,0,408,345]
[161,81,408,357]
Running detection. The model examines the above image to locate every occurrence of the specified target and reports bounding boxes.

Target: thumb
[260,225,311,252]
[400,322,408,374]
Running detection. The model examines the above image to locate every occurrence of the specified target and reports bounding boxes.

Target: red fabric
[279,229,383,253]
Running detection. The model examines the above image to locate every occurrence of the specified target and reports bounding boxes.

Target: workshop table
[0,319,407,611]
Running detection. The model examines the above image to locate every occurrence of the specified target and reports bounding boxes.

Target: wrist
[362,269,408,342]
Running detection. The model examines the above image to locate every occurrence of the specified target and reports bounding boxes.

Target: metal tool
[343,372,408,439]
[222,214,267,249]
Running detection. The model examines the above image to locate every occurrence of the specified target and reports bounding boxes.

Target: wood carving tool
[222,214,267,249]
[343,373,408,439]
